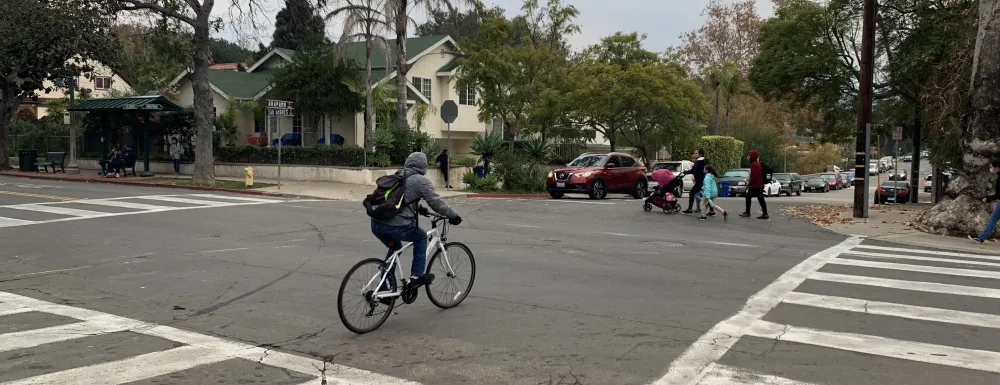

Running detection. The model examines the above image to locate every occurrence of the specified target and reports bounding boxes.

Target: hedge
[215,145,367,166]
[699,136,744,174]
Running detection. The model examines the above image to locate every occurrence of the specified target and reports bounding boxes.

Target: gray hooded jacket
[375,152,459,227]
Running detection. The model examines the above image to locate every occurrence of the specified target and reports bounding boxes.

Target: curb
[465,193,550,199]
[0,172,291,198]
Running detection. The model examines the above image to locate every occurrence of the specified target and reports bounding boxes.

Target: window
[459,85,476,105]
[292,114,302,133]
[412,77,432,100]
[94,77,112,90]
[620,156,636,168]
[492,117,503,133]
[254,119,263,133]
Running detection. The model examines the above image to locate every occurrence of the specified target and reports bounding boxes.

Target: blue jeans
[371,220,428,278]
[173,159,181,173]
[979,202,1000,240]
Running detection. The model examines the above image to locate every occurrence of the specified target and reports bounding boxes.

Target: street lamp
[783,145,798,173]
[54,75,79,174]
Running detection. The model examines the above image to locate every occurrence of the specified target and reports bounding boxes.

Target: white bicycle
[337,210,476,334]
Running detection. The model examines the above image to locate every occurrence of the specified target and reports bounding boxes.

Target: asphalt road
[3,170,998,385]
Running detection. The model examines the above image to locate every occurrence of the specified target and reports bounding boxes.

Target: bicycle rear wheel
[338,258,396,334]
[425,242,476,309]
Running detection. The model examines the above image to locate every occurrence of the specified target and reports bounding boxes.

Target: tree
[105,23,190,94]
[1,0,113,170]
[269,45,363,140]
[669,0,762,74]
[456,0,578,148]
[716,61,750,136]
[116,0,268,185]
[385,0,479,125]
[209,38,253,63]
[273,0,327,50]
[916,0,1000,236]
[416,7,495,38]
[328,0,391,149]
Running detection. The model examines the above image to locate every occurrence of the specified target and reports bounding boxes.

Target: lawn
[140,177,275,190]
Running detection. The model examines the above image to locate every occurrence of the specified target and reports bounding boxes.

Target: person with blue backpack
[699,165,729,221]
[363,152,463,288]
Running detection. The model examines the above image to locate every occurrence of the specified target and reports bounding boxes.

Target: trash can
[18,149,38,172]
[718,181,730,198]
[474,165,485,178]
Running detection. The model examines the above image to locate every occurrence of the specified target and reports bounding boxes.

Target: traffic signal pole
[854,0,877,218]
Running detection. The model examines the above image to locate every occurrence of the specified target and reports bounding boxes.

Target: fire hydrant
[244,167,254,187]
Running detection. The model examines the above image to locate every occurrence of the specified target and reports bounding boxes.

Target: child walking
[700,165,728,221]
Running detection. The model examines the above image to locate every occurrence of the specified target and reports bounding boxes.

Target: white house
[18,59,132,120]
[167,35,496,154]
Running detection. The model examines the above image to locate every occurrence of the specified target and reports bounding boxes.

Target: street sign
[266,108,294,117]
[266,100,294,109]
[892,127,903,140]
[440,100,458,124]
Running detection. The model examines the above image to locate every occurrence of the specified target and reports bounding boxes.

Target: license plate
[887,197,895,202]
[556,182,565,188]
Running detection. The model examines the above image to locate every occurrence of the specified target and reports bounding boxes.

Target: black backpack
[761,163,775,181]
[363,173,411,220]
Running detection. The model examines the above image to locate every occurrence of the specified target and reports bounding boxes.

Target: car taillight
[901,189,909,195]
[877,187,884,192]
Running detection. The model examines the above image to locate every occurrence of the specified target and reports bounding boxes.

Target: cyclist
[372,152,462,288]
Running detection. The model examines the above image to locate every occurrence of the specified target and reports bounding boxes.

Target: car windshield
[808,178,824,183]
[821,174,836,180]
[723,170,750,178]
[926,175,933,181]
[568,155,607,167]
[651,163,680,172]
[775,174,792,181]
[881,182,910,188]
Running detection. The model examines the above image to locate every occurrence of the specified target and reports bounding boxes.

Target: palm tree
[328,0,393,149]
[384,0,481,124]
[717,61,749,136]
[701,64,723,135]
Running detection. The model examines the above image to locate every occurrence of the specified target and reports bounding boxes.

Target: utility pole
[853,0,877,218]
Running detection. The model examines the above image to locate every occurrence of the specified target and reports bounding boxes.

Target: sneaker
[407,274,435,288]
[739,212,751,218]
[758,214,770,220]
[699,216,707,220]
[708,211,716,216]
[970,235,985,244]
[723,212,729,222]
[682,210,694,214]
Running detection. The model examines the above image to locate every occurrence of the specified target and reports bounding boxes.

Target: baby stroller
[644,168,682,214]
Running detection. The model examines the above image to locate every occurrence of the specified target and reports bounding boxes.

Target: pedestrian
[740,150,769,219]
[435,149,453,189]
[683,149,713,215]
[169,137,184,174]
[699,165,728,221]
[970,159,1000,244]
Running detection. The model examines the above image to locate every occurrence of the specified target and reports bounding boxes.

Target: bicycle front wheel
[425,242,476,309]
[338,258,396,334]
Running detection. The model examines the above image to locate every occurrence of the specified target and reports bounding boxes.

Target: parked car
[720,168,751,196]
[843,173,855,187]
[820,173,841,190]
[921,150,929,158]
[763,178,783,197]
[904,155,913,163]
[645,160,693,197]
[924,174,933,192]
[875,181,912,204]
[804,177,830,193]
[889,170,908,181]
[869,161,881,175]
[774,173,803,196]
[547,152,648,200]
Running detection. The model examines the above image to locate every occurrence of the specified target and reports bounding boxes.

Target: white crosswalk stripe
[0,194,290,229]
[658,239,1000,385]
[0,291,419,385]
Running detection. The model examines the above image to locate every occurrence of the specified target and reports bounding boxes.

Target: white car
[646,160,694,195]
[764,178,783,197]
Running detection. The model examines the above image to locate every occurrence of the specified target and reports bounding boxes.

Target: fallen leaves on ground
[782,204,856,225]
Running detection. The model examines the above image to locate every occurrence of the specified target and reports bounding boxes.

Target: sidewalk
[783,202,1000,254]
[0,170,468,201]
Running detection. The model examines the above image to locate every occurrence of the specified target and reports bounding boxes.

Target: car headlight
[547,171,554,178]
[576,172,593,177]
[737,181,746,186]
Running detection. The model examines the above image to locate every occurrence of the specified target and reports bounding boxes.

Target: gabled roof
[436,59,458,75]
[207,69,274,99]
[339,35,452,69]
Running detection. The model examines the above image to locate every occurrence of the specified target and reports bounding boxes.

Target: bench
[122,154,138,176]
[35,152,66,173]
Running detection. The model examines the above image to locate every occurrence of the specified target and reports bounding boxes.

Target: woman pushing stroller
[644,168,683,212]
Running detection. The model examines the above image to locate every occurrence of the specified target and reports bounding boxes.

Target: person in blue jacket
[699,165,728,221]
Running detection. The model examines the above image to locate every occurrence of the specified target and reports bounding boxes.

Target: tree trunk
[916,0,1000,237]
[395,5,409,126]
[364,44,374,149]
[0,98,15,170]
[724,96,732,136]
[190,17,216,185]
[608,128,616,153]
[713,89,720,135]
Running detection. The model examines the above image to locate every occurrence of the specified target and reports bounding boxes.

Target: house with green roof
[167,35,494,154]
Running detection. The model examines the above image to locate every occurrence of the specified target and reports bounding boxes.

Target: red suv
[546,152,648,199]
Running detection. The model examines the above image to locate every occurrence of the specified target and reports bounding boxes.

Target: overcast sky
[216,0,775,52]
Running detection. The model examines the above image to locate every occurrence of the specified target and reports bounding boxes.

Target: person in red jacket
[740,150,769,219]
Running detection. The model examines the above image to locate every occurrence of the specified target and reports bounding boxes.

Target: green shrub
[699,136,744,174]
[493,152,547,192]
[451,156,476,167]
[462,171,500,192]
[368,153,392,167]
